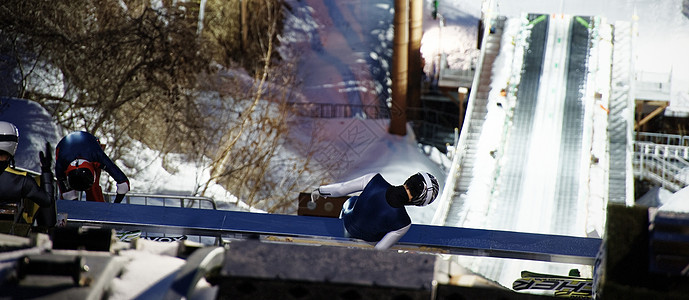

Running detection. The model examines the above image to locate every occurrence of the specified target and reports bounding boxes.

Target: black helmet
[404,172,439,206]
[66,159,96,191]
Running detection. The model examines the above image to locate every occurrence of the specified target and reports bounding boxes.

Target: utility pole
[389,0,409,136]
[407,0,423,122]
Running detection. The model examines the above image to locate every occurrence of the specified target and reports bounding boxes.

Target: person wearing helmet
[55,131,130,203]
[310,172,439,250]
[0,121,55,227]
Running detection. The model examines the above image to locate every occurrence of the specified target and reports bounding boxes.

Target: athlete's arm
[21,175,51,207]
[317,173,376,197]
[114,181,130,203]
[374,224,411,250]
[97,151,129,185]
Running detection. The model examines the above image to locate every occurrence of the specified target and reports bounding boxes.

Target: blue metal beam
[57,200,601,265]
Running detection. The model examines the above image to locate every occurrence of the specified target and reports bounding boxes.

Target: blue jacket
[341,174,411,242]
[55,131,128,184]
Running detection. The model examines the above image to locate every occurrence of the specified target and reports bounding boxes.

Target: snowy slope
[496,0,689,95]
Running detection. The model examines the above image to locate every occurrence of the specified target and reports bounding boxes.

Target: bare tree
[199,0,320,213]
[1,0,331,212]
[1,0,212,162]
[202,0,285,76]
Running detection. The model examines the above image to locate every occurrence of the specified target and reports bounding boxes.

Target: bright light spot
[420,26,443,65]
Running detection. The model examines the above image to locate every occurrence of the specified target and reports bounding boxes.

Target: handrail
[633,139,689,192]
[288,103,460,152]
[633,156,685,191]
[13,166,221,210]
[97,192,218,210]
[287,102,390,119]
[635,132,689,147]
[635,153,688,181]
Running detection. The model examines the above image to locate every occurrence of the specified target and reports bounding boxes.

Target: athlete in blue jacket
[311,172,439,250]
[55,131,130,203]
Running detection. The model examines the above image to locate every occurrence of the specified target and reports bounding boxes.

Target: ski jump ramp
[58,200,601,265]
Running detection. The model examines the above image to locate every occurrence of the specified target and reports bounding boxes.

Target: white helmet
[405,172,440,206]
[0,121,18,157]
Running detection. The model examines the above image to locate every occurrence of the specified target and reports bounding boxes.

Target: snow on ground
[107,241,185,300]
[420,0,482,73]
[282,0,394,107]
[660,185,689,213]
[116,142,243,210]
[460,16,522,230]
[584,18,614,238]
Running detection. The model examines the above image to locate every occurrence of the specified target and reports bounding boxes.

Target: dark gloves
[114,181,129,203]
[39,142,53,173]
[38,142,55,200]
[37,142,56,227]
[114,193,125,204]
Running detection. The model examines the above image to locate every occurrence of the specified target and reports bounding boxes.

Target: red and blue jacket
[55,131,128,186]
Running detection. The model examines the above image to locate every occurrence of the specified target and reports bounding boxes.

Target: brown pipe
[407,0,423,121]
[390,0,409,136]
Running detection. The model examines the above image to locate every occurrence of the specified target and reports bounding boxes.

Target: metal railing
[288,102,390,119]
[636,132,689,147]
[288,102,460,152]
[633,133,689,192]
[94,192,220,244]
[13,167,220,211]
[438,67,475,88]
[93,192,221,245]
[633,156,686,192]
[633,144,689,191]
[97,192,218,210]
